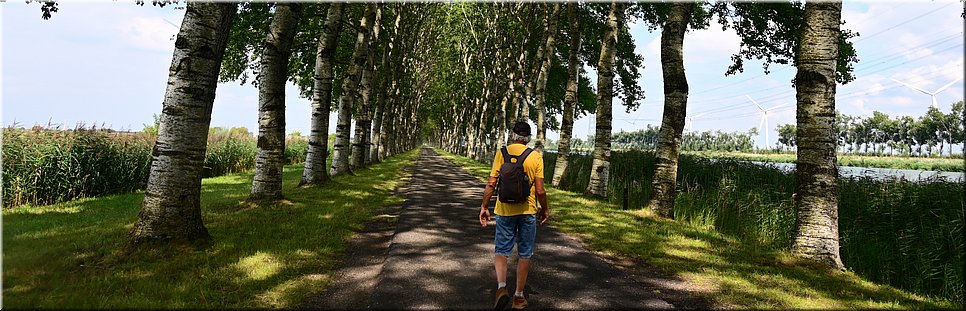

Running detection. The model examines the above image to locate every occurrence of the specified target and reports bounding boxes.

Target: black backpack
[497,147,534,203]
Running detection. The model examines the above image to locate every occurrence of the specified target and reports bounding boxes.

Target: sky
[2,1,964,150]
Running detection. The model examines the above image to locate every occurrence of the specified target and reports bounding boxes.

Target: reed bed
[544,150,963,303]
[2,127,311,208]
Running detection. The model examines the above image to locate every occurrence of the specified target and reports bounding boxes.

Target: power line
[853,2,958,43]
[685,41,964,118]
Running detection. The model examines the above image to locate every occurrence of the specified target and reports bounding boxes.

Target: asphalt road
[302,148,704,310]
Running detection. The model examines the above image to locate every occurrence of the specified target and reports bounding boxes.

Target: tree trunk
[645,3,693,218]
[331,3,377,176]
[352,4,382,169]
[792,1,844,270]
[533,3,562,154]
[300,3,344,186]
[586,1,623,198]
[251,3,302,200]
[130,2,235,244]
[552,2,580,188]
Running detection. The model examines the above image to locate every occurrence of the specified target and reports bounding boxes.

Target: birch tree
[352,4,383,169]
[645,2,694,218]
[130,2,236,244]
[331,3,377,176]
[792,1,845,270]
[251,3,303,200]
[586,1,623,198]
[300,3,344,186]
[552,2,581,188]
[533,3,562,154]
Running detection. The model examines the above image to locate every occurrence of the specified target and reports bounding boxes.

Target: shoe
[511,295,528,309]
[494,287,510,309]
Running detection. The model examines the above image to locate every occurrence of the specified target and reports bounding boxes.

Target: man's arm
[534,178,550,225]
[479,176,498,228]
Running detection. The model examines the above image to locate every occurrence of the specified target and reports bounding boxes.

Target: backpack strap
[500,147,512,163]
[518,148,535,187]
[517,148,533,164]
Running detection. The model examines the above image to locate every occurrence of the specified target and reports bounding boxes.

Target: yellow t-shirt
[490,143,544,216]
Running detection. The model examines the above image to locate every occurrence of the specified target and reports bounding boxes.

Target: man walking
[479,121,550,310]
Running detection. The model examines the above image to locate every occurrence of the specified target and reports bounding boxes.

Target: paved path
[302,148,704,310]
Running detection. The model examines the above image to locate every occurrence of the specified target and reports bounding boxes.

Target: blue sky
[2,1,964,149]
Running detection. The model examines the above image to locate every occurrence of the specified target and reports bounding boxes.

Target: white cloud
[117,16,181,52]
[684,26,741,65]
[846,98,872,116]
[891,58,964,90]
[889,96,920,108]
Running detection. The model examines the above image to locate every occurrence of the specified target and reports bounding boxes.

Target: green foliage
[604,126,756,152]
[2,150,418,308]
[2,127,153,208]
[219,2,273,85]
[776,104,965,158]
[203,135,257,178]
[2,126,312,208]
[284,138,309,164]
[142,114,161,136]
[712,2,859,84]
[539,149,963,303]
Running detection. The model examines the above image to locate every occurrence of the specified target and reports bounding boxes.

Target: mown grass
[436,148,959,309]
[689,151,965,172]
[2,149,418,309]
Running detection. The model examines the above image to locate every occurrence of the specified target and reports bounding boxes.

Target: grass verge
[435,148,958,309]
[2,149,418,308]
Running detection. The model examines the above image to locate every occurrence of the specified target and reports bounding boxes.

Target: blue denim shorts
[494,214,537,259]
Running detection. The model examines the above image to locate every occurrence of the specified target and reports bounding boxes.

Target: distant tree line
[605,125,756,152]
[776,101,965,157]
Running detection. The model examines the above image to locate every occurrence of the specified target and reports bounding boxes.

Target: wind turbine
[890,77,962,109]
[747,95,790,149]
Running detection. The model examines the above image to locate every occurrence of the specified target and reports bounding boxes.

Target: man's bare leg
[515,258,531,294]
[495,254,508,285]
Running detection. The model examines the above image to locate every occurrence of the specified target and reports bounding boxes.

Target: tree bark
[792,1,844,270]
[331,3,377,176]
[646,3,693,218]
[301,2,344,186]
[552,2,581,188]
[130,2,236,244]
[586,1,623,198]
[533,3,562,154]
[352,4,383,169]
[251,3,302,200]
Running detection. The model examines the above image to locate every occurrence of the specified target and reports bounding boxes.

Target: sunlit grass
[2,149,418,309]
[435,148,959,309]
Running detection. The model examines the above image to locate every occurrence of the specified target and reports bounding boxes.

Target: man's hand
[479,207,490,228]
[538,208,550,225]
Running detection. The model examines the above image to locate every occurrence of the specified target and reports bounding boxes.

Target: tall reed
[543,150,963,303]
[2,127,311,208]
[2,127,153,207]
